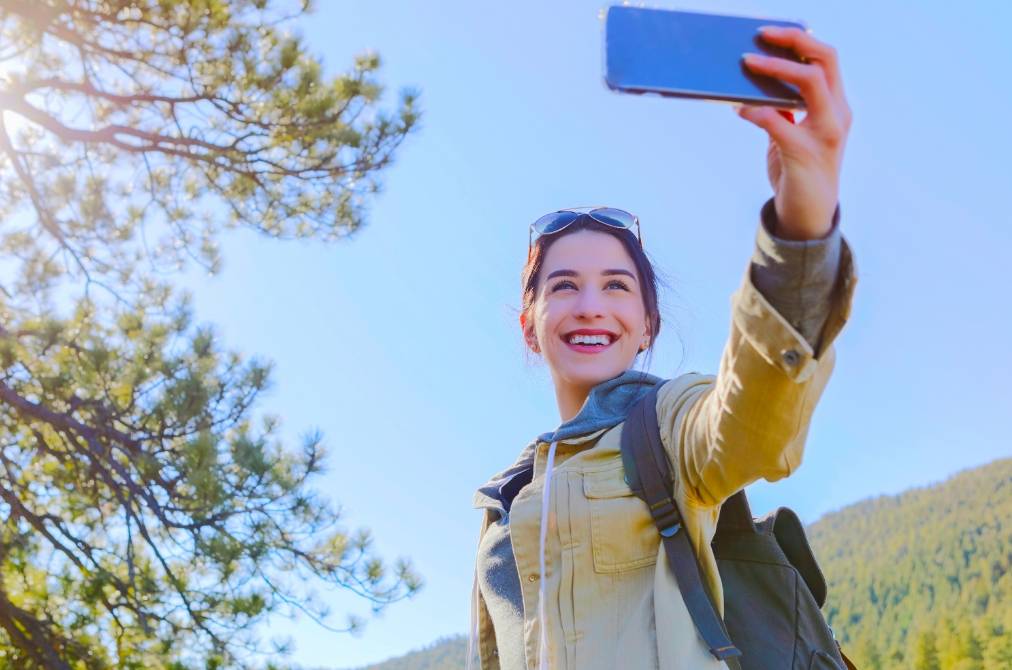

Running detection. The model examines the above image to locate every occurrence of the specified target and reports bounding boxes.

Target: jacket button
[492,648,499,657]
[781,349,801,366]
[527,574,539,582]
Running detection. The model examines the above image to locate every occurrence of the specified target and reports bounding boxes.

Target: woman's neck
[553,380,592,424]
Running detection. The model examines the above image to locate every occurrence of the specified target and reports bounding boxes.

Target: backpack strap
[621,387,743,666]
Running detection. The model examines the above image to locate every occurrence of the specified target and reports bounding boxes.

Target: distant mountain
[345,458,1012,670]
[342,635,467,670]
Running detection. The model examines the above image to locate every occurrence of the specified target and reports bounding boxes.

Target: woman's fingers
[735,104,802,149]
[742,53,833,120]
[756,26,845,99]
[742,53,850,147]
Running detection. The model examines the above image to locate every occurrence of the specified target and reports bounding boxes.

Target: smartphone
[603,6,808,109]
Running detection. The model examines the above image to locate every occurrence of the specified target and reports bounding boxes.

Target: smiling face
[522,229,651,396]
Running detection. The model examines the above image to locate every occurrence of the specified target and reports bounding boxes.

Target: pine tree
[983,633,1012,670]
[912,630,941,670]
[0,0,422,666]
[857,636,883,670]
[0,0,419,299]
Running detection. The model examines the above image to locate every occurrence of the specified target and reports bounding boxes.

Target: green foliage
[0,0,423,667]
[913,630,942,670]
[810,458,1012,670]
[0,290,422,668]
[0,0,420,301]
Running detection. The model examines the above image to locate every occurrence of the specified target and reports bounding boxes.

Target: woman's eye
[606,280,630,291]
[550,280,577,292]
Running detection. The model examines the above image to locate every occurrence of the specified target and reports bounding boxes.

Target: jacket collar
[473,369,664,513]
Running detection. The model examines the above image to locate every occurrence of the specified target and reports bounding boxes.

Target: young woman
[469,26,857,670]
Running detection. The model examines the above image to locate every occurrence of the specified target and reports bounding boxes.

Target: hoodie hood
[472,368,665,514]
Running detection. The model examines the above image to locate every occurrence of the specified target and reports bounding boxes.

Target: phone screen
[604,7,807,109]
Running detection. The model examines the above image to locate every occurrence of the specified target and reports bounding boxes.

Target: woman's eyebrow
[545,269,637,282]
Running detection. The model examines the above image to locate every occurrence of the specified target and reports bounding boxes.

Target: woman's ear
[520,313,540,354]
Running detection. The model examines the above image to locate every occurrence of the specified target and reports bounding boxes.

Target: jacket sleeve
[655,215,858,508]
[751,197,843,353]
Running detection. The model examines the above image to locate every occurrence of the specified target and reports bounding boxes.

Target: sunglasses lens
[533,210,582,235]
[589,208,636,229]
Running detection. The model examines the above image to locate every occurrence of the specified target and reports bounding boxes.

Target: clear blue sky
[175,1,1011,666]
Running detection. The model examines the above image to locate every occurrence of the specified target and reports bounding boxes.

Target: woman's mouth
[561,331,618,355]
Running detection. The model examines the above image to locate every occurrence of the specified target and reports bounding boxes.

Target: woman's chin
[547,347,638,386]
[558,363,628,389]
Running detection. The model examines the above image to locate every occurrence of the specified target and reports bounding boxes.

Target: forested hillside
[343,635,466,670]
[809,458,1012,669]
[347,458,1012,670]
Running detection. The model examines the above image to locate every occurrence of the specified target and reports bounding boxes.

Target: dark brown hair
[520,215,662,361]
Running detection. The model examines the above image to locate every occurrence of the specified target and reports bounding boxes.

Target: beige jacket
[471,236,857,669]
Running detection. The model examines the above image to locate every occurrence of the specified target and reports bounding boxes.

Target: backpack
[619,385,857,670]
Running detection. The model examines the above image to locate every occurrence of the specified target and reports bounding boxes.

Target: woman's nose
[573,290,605,318]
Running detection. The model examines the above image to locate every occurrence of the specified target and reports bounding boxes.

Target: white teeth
[568,334,612,345]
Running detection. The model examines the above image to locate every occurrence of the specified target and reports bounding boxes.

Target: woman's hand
[737,26,852,241]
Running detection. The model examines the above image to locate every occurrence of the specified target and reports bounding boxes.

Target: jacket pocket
[583,466,659,573]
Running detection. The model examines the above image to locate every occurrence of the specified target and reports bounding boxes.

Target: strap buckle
[711,644,743,662]
[660,523,681,537]
[648,496,682,536]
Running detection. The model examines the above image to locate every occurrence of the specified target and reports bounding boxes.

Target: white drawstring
[466,565,480,670]
[470,440,559,670]
[536,440,559,670]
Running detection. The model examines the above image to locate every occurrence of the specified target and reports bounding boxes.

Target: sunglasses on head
[529,206,642,251]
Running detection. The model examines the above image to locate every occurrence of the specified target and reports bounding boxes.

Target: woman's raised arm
[655,29,858,508]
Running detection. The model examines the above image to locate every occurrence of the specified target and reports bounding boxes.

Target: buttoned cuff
[734,220,857,381]
[750,198,843,351]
